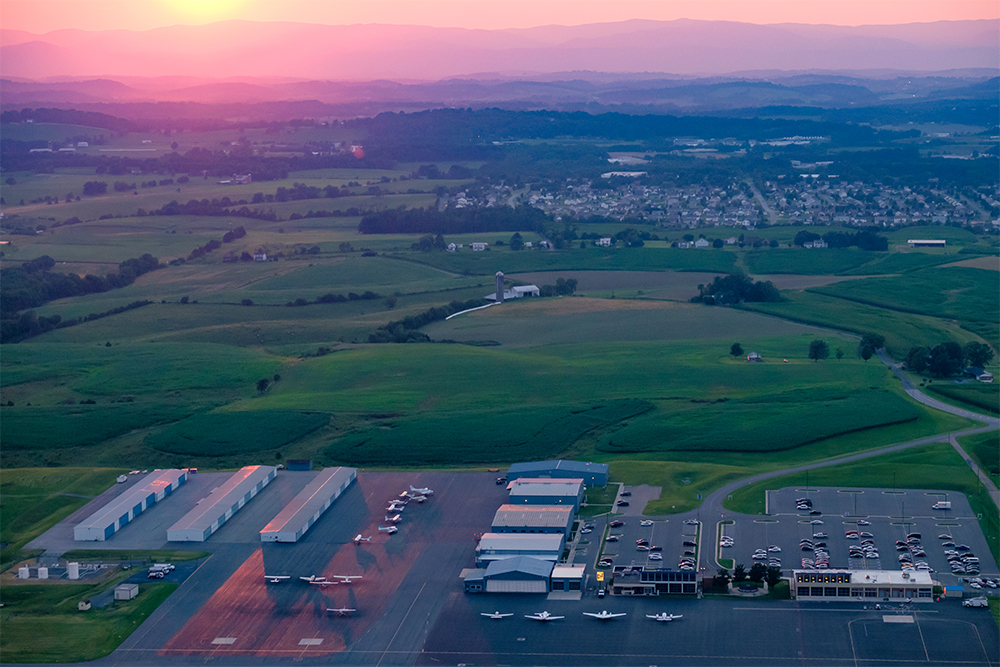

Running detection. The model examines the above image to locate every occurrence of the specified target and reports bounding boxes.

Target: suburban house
[597,237,612,247]
[747,352,762,362]
[253,250,267,261]
[694,238,710,248]
[471,242,488,252]
[964,367,994,383]
[446,243,457,252]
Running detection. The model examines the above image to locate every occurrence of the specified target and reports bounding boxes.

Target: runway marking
[883,615,914,623]
[733,607,939,614]
[298,638,323,646]
[376,581,426,667]
[211,638,237,645]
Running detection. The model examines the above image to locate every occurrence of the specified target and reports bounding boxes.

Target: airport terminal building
[791,570,935,602]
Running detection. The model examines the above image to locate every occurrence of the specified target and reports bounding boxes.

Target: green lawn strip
[721,441,1000,565]
[0,581,178,663]
[956,431,1000,487]
[742,248,880,275]
[58,550,209,563]
[610,460,752,515]
[923,383,1000,415]
[0,468,122,572]
[989,597,1000,630]
[742,291,983,358]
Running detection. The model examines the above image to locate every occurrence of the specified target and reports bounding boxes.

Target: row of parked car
[940,532,980,575]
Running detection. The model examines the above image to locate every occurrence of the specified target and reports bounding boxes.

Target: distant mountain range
[1,18,997,81]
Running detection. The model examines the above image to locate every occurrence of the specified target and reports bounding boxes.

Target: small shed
[114,584,139,601]
[78,599,92,611]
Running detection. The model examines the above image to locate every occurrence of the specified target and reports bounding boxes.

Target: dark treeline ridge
[359,205,550,235]
[368,298,485,343]
[0,108,139,132]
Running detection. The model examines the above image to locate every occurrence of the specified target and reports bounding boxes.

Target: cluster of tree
[412,233,448,252]
[368,298,484,343]
[1,254,161,316]
[289,291,381,307]
[691,274,782,305]
[82,181,108,196]
[412,164,474,179]
[793,229,888,251]
[538,278,578,297]
[1,297,155,344]
[48,216,85,231]
[857,332,886,361]
[222,226,247,243]
[359,205,549,235]
[905,341,994,377]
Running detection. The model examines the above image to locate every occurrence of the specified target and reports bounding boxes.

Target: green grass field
[925,382,1000,415]
[742,290,984,358]
[0,579,178,663]
[0,468,123,571]
[957,431,1000,487]
[146,410,330,456]
[810,267,999,348]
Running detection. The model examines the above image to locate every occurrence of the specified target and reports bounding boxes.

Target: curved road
[692,349,999,572]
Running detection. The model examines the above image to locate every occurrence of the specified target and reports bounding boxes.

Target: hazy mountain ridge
[1,18,997,81]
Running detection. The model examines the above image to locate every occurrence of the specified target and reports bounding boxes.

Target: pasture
[957,431,1000,486]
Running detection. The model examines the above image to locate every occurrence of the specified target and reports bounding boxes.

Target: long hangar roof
[492,504,573,528]
[507,478,583,497]
[508,460,608,478]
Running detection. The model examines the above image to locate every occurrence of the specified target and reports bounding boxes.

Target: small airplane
[647,613,683,622]
[263,575,290,583]
[309,580,338,588]
[379,525,398,534]
[300,575,327,583]
[390,497,409,505]
[481,611,514,619]
[386,503,406,512]
[333,575,362,584]
[326,607,356,616]
[353,534,372,544]
[410,485,433,496]
[403,491,427,501]
[583,610,627,620]
[525,611,563,622]
[384,514,402,523]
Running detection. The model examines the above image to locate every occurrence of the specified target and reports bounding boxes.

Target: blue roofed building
[507,460,609,487]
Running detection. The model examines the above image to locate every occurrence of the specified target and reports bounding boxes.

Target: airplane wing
[310,580,337,587]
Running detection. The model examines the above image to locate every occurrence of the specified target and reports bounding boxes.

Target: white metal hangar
[484,556,554,593]
[475,533,565,566]
[167,465,276,542]
[259,467,357,543]
[507,478,584,510]
[507,460,609,487]
[74,469,188,541]
[491,504,574,536]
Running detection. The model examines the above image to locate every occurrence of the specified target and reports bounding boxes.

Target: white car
[648,553,663,561]
[683,519,698,526]
[768,545,781,552]
[640,520,654,527]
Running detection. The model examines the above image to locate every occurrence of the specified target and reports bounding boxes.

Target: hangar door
[487,579,547,593]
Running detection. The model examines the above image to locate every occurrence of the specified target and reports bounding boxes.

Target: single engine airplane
[481,611,513,619]
[525,611,563,621]
[379,525,398,534]
[583,610,627,620]
[409,485,434,496]
[309,580,338,588]
[263,575,290,583]
[333,575,362,584]
[384,514,402,523]
[326,607,356,616]
[647,613,683,622]
[300,575,327,583]
[353,534,372,544]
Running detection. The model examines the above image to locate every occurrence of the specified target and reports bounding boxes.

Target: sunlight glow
[159,0,249,24]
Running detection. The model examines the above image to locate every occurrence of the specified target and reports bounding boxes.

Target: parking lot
[717,487,998,581]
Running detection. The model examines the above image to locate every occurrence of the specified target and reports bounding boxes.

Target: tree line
[905,341,993,377]
[358,205,550,235]
[368,298,485,343]
[793,229,889,251]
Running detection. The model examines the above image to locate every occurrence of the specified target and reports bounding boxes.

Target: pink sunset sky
[4,0,998,33]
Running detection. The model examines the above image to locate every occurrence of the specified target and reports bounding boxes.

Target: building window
[811,587,824,597]
[837,587,850,597]
[865,588,877,598]
[824,587,837,597]
[918,589,932,598]
[799,587,810,596]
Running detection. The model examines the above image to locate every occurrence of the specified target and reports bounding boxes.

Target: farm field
[957,431,1000,487]
[924,381,1000,415]
[742,290,985,358]
[809,266,999,348]
[740,247,963,275]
